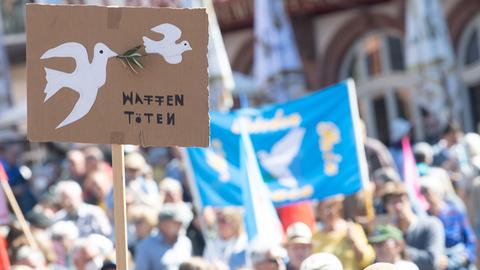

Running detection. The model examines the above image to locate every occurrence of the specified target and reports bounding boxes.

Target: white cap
[286,222,312,244]
[300,253,343,270]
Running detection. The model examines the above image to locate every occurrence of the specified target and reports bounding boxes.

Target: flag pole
[347,79,374,227]
[111,144,129,270]
[0,179,38,250]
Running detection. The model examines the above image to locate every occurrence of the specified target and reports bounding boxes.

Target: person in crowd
[433,122,463,169]
[65,149,87,184]
[83,170,112,210]
[299,252,343,270]
[1,144,37,213]
[371,167,401,215]
[159,177,206,256]
[124,151,160,208]
[250,243,287,270]
[312,195,375,270]
[25,210,57,265]
[53,180,112,237]
[13,246,49,270]
[285,222,313,270]
[363,263,398,270]
[72,234,114,270]
[413,142,435,175]
[420,176,477,270]
[368,225,419,270]
[127,204,158,255]
[388,118,412,175]
[179,257,213,270]
[135,203,193,270]
[147,148,171,183]
[204,207,248,270]
[83,146,112,177]
[159,177,185,204]
[50,221,79,268]
[361,121,398,175]
[382,181,446,270]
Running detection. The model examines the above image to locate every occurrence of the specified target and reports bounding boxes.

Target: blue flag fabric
[186,80,367,208]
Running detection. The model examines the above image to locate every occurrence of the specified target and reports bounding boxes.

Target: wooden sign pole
[0,180,38,250]
[112,144,128,270]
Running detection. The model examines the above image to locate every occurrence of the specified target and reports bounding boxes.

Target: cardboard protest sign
[27,4,209,147]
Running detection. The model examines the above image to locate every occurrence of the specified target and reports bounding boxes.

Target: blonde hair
[217,207,244,236]
[128,205,158,227]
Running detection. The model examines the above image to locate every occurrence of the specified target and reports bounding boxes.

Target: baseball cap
[286,222,312,244]
[368,225,403,244]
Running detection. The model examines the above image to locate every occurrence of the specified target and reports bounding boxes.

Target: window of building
[339,31,419,144]
[458,13,480,132]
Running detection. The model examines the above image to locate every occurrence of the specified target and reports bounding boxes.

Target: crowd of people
[1,121,480,270]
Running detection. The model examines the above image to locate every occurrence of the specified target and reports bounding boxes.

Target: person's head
[250,243,286,270]
[413,142,434,165]
[363,263,398,270]
[381,182,413,221]
[159,178,183,203]
[26,210,53,230]
[67,149,86,180]
[84,171,112,202]
[54,180,83,213]
[285,222,313,270]
[83,146,105,174]
[368,225,405,264]
[15,246,47,269]
[179,257,212,270]
[128,205,158,240]
[216,207,244,240]
[125,152,147,181]
[50,221,79,251]
[299,252,343,270]
[371,168,401,199]
[317,195,344,225]
[73,235,113,270]
[1,144,23,165]
[419,175,446,210]
[442,122,462,145]
[464,133,480,158]
[158,203,193,242]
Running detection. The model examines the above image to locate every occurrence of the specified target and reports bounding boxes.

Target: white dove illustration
[142,23,192,64]
[41,42,117,129]
[258,128,306,188]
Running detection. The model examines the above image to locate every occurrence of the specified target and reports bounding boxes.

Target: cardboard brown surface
[27,4,209,147]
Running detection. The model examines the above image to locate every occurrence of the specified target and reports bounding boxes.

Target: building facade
[218,0,480,143]
[2,0,480,143]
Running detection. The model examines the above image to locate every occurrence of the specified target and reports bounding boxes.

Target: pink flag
[401,136,429,212]
[0,164,10,224]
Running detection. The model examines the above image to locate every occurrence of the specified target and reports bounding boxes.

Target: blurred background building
[2,0,480,144]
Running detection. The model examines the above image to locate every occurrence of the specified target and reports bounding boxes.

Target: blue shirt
[434,201,477,263]
[134,233,192,270]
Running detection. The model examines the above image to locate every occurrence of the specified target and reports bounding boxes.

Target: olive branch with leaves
[116,45,146,74]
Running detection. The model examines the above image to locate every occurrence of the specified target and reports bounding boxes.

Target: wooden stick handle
[112,144,129,270]
[0,180,38,250]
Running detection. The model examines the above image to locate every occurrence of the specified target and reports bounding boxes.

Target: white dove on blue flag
[143,23,192,64]
[258,128,306,188]
[41,42,117,129]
